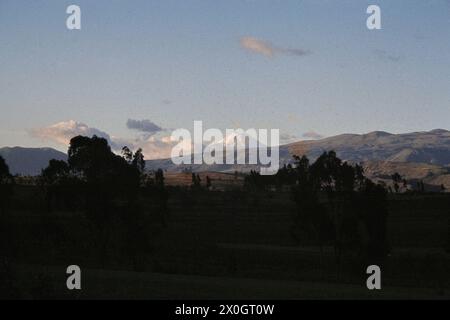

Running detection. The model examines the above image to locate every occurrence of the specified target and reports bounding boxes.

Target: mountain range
[1,129,449,188]
[144,129,450,189]
[286,129,450,166]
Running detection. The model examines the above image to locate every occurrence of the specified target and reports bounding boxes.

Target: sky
[1,0,449,159]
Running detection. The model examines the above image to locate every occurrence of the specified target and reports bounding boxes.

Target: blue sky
[1,0,449,158]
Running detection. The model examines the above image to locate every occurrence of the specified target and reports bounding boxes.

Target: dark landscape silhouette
[1,134,449,299]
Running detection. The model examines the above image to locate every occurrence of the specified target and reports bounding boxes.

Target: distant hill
[0,147,66,176]
[145,129,450,189]
[286,129,450,166]
[362,160,450,190]
[1,129,449,185]
[146,129,450,170]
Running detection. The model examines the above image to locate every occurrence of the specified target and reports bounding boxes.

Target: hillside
[286,129,450,166]
[0,147,66,176]
[145,129,450,188]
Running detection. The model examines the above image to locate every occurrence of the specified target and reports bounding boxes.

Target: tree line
[246,151,390,267]
[1,136,449,274]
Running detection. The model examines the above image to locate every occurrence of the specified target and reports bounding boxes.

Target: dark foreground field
[1,184,449,299]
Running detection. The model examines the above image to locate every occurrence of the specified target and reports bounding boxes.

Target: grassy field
[1,184,450,299]
[8,263,449,299]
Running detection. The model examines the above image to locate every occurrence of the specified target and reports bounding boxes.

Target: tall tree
[0,156,14,216]
[41,159,70,184]
[40,159,71,212]
[391,172,402,193]
[67,136,142,265]
[131,148,145,173]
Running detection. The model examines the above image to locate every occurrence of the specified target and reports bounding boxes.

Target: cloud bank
[31,120,176,160]
[31,119,310,160]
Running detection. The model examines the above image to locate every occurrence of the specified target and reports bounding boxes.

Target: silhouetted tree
[358,179,390,262]
[244,170,276,191]
[391,172,402,193]
[310,151,342,193]
[417,180,425,193]
[191,173,201,189]
[0,156,15,292]
[67,136,142,265]
[0,156,14,217]
[121,146,133,163]
[140,168,169,228]
[275,164,296,189]
[68,136,140,197]
[354,163,365,191]
[290,151,390,272]
[305,152,355,262]
[402,178,408,190]
[155,168,165,188]
[40,159,71,212]
[206,175,212,189]
[291,155,334,257]
[41,160,69,183]
[131,148,145,173]
[448,198,450,253]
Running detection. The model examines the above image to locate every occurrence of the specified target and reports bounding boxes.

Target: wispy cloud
[302,131,324,140]
[240,37,275,57]
[374,49,403,63]
[240,36,311,58]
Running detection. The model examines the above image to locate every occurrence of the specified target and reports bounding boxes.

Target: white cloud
[30,120,179,160]
[132,131,183,160]
[31,120,299,161]
[30,120,120,148]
